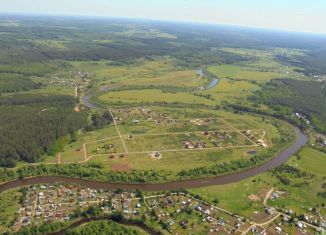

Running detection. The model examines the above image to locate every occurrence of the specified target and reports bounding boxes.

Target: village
[10,184,324,234]
[12,184,143,231]
[84,107,268,164]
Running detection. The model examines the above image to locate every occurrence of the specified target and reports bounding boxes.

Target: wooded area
[0,94,88,166]
[256,79,326,133]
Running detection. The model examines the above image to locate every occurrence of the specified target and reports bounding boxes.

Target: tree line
[0,94,88,166]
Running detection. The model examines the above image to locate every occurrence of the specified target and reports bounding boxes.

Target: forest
[66,220,144,235]
[256,79,326,133]
[1,15,326,70]
[0,74,42,94]
[0,94,88,166]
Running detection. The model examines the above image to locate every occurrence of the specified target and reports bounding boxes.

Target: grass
[99,89,216,106]
[0,189,20,233]
[190,173,273,218]
[189,147,326,219]
[128,147,261,172]
[55,106,284,172]
[71,57,193,87]
[51,125,119,163]
[290,147,326,176]
[86,137,126,156]
[8,47,295,181]
[208,64,280,82]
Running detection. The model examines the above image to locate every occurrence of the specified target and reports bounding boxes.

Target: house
[246,130,252,136]
[264,207,273,215]
[271,192,279,199]
[297,222,304,229]
[257,139,267,147]
[275,226,282,233]
[22,218,31,225]
[285,209,294,215]
[183,141,194,149]
[321,222,326,229]
[207,216,213,222]
[167,219,174,227]
[195,141,206,148]
[179,220,188,228]
[154,152,161,158]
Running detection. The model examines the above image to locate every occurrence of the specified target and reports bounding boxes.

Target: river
[205,78,219,90]
[81,94,97,109]
[0,125,307,193]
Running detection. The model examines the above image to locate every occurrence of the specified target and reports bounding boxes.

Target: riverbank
[48,219,160,235]
[0,125,307,193]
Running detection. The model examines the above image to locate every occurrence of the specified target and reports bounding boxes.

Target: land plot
[117,118,231,135]
[86,137,126,156]
[124,131,253,153]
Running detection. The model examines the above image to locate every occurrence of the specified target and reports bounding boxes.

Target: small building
[133,120,140,124]
[183,141,194,149]
[275,226,282,233]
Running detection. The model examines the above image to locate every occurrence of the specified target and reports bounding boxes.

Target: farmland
[0,16,317,181]
[50,106,288,179]
[0,15,325,234]
[189,146,326,222]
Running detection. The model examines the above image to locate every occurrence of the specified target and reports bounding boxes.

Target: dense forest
[277,47,326,76]
[256,79,326,133]
[0,74,42,94]
[1,15,326,71]
[66,221,146,235]
[0,94,88,166]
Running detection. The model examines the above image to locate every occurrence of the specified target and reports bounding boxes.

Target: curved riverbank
[48,219,160,235]
[0,125,307,193]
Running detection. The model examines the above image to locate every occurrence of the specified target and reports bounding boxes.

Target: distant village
[11,184,325,234]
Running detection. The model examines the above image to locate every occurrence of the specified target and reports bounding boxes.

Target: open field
[51,107,284,175]
[70,57,208,88]
[99,89,217,106]
[190,147,326,219]
[59,125,119,163]
[86,146,261,172]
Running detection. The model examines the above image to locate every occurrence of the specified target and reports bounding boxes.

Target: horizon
[1,12,326,38]
[0,0,325,35]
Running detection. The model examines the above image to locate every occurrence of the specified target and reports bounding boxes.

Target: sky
[0,0,325,34]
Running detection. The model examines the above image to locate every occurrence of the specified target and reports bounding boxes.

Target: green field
[49,106,288,177]
[190,147,326,219]
[0,189,21,233]
[99,89,216,106]
[1,15,326,235]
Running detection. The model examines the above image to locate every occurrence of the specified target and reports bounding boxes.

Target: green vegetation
[8,222,68,235]
[66,220,147,235]
[99,89,216,106]
[190,147,326,219]
[0,74,42,94]
[0,14,325,234]
[256,79,326,133]
[0,164,172,184]
[0,94,87,166]
[0,190,20,233]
